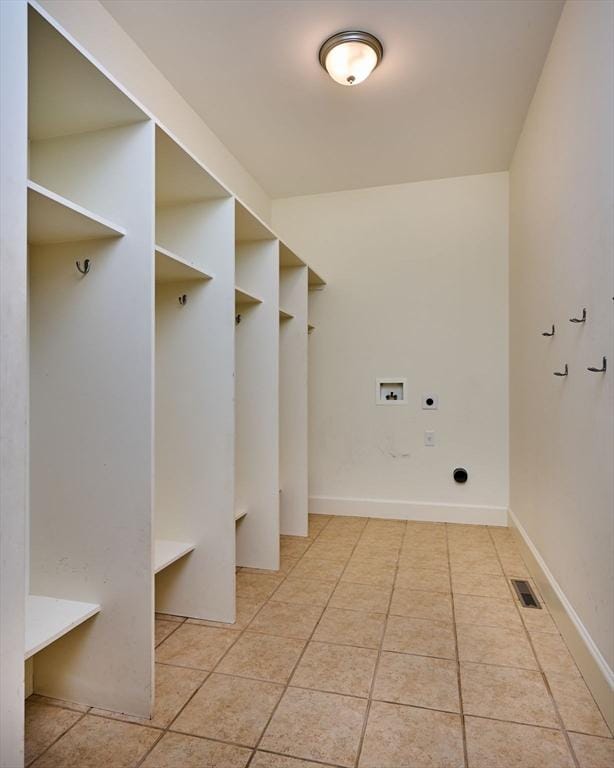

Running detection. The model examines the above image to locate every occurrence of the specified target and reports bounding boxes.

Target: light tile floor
[26,515,613,767]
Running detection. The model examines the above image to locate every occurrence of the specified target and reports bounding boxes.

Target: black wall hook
[76,259,90,275]
[587,357,607,373]
[553,364,569,377]
[235,314,242,325]
[178,294,187,306]
[542,325,555,337]
[569,308,586,323]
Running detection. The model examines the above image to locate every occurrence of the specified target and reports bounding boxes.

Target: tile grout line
[445,523,470,768]
[28,709,90,767]
[352,520,406,768]
[486,525,582,768]
[139,516,338,768]
[243,513,355,767]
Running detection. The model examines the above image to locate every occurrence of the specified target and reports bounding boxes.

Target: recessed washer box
[376,378,407,405]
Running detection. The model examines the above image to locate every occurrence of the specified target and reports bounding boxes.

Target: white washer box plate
[376,378,407,405]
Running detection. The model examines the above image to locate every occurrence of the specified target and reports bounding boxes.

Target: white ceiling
[102,0,564,199]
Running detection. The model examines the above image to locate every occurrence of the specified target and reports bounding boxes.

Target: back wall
[273,171,509,523]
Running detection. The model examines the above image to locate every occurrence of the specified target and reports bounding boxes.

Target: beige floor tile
[396,566,451,593]
[348,550,399,566]
[155,619,180,647]
[389,587,453,623]
[171,673,283,747]
[248,601,324,639]
[457,623,538,669]
[449,552,503,575]
[498,554,531,577]
[260,687,367,768]
[26,695,89,714]
[452,571,512,599]
[251,753,337,768]
[155,623,237,670]
[304,541,354,562]
[216,631,305,683]
[281,536,313,559]
[241,553,299,577]
[531,631,581,677]
[25,701,82,766]
[140,732,251,768]
[30,715,159,768]
[291,641,378,697]
[340,560,396,588]
[308,513,331,535]
[236,572,284,601]
[287,557,345,582]
[329,581,391,613]
[464,716,574,768]
[373,651,460,712]
[383,615,456,659]
[519,606,559,635]
[155,613,185,623]
[453,593,521,629]
[546,672,611,737]
[461,661,558,727]
[269,577,335,607]
[186,598,263,632]
[358,701,464,768]
[569,732,614,768]
[398,549,449,570]
[313,607,386,649]
[90,664,206,729]
[352,544,400,561]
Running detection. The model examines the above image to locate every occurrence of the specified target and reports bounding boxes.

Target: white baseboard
[309,495,508,526]
[509,509,614,732]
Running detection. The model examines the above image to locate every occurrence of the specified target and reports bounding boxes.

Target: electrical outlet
[422,394,439,410]
[424,430,435,447]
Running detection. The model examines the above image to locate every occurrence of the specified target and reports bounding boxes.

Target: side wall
[509,0,614,713]
[37,0,271,222]
[273,172,509,524]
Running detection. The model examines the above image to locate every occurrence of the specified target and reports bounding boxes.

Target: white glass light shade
[324,41,378,86]
[319,31,383,87]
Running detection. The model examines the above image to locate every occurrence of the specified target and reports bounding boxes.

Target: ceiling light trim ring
[318,30,384,78]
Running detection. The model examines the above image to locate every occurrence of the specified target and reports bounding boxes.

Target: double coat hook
[587,357,607,373]
[569,308,586,323]
[542,325,555,337]
[553,364,569,377]
[178,294,187,306]
[76,259,90,275]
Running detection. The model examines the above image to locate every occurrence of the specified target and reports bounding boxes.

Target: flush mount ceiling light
[319,30,383,86]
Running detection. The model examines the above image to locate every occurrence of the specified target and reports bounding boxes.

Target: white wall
[273,172,509,523]
[509,0,613,684]
[37,0,271,223]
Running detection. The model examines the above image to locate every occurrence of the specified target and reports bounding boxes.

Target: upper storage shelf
[28,7,147,141]
[27,180,126,245]
[235,200,276,243]
[155,245,213,283]
[156,127,229,207]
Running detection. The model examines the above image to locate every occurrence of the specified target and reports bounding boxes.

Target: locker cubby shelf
[308,268,326,287]
[308,323,316,332]
[155,244,213,283]
[25,595,101,660]
[235,286,264,305]
[234,509,248,522]
[154,540,195,574]
[279,308,294,320]
[27,180,126,245]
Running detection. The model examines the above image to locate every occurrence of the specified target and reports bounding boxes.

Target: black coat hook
[553,364,569,377]
[178,294,187,306]
[569,308,586,323]
[587,357,607,373]
[542,325,555,337]
[76,259,90,275]
[235,314,242,325]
